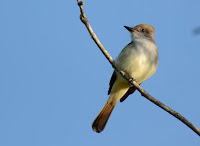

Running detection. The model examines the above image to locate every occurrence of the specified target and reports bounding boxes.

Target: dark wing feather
[120,83,141,102]
[108,71,116,95]
[120,87,137,102]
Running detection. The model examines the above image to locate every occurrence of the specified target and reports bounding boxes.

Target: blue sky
[0,0,200,145]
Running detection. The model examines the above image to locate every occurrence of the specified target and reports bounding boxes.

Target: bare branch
[77,0,200,136]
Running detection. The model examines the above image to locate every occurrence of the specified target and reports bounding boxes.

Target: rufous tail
[92,102,115,133]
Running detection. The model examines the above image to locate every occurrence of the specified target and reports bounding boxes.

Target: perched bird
[92,24,158,133]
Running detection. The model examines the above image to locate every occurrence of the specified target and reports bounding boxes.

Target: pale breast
[115,39,158,83]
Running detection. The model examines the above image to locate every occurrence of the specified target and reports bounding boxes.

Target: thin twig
[76,0,200,136]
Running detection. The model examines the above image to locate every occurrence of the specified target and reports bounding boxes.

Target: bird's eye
[141,29,145,32]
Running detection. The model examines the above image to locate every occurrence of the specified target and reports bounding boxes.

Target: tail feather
[92,102,115,133]
[92,79,130,133]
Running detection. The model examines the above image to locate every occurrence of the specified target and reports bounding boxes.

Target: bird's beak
[124,26,134,32]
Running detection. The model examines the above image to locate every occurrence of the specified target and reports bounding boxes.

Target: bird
[92,24,158,133]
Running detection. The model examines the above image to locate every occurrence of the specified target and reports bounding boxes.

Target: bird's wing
[108,71,116,95]
[120,87,136,102]
[120,83,141,102]
[108,41,136,100]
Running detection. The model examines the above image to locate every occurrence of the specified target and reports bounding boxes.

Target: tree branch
[77,0,200,136]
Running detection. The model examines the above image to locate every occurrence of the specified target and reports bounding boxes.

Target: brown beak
[124,26,134,32]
